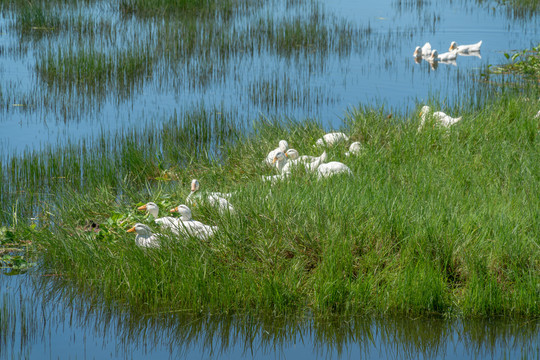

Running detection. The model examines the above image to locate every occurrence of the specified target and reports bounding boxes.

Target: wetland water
[0,0,538,154]
[2,275,538,359]
[1,0,539,358]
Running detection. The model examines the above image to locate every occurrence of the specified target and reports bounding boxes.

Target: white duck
[137,202,180,232]
[418,105,462,131]
[449,40,482,54]
[127,223,161,248]
[282,149,327,173]
[345,142,363,156]
[186,179,234,214]
[316,162,353,179]
[315,132,350,147]
[265,140,289,167]
[413,42,432,58]
[272,151,289,174]
[429,49,458,62]
[170,204,218,240]
[262,173,290,185]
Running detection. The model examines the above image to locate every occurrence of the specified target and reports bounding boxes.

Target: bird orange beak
[127,226,136,233]
[419,111,423,116]
[137,204,147,211]
[191,183,197,191]
[170,207,178,213]
[272,157,277,164]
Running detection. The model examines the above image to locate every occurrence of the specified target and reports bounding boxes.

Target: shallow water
[1,275,538,359]
[0,0,538,155]
[1,0,539,358]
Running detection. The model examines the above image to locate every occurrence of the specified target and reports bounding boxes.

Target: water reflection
[0,0,538,155]
[1,274,538,359]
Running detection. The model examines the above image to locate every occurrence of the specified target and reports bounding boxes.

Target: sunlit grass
[4,93,539,317]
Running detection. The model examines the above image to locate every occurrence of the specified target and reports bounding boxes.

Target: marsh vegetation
[0,0,539,357]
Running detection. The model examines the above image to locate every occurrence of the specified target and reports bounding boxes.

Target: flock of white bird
[413,40,482,66]
[261,133,359,185]
[127,104,470,248]
[126,132,366,248]
[124,41,488,248]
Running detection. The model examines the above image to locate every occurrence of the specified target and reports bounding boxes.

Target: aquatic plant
[501,44,540,78]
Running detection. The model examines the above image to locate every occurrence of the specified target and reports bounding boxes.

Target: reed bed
[37,46,154,94]
[3,92,539,318]
[119,0,238,18]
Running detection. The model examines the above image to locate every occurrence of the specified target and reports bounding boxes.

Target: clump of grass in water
[9,92,540,318]
[36,46,154,95]
[15,5,61,34]
[119,0,236,18]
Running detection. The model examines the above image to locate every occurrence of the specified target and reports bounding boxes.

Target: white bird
[345,142,363,156]
[127,223,161,248]
[282,149,327,173]
[265,140,289,167]
[186,179,234,214]
[170,204,218,240]
[316,162,353,179]
[272,151,289,174]
[137,202,180,232]
[449,40,482,54]
[429,49,458,62]
[315,132,350,147]
[413,42,432,58]
[262,173,290,185]
[418,105,462,131]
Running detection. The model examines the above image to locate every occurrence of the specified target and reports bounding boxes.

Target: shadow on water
[1,274,538,359]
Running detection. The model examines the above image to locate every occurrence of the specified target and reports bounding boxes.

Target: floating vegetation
[0,227,36,275]
[491,44,540,79]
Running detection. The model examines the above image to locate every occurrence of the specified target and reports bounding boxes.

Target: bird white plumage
[315,132,350,146]
[186,179,234,214]
[282,149,327,174]
[137,202,180,232]
[265,140,289,167]
[170,204,218,240]
[272,151,289,174]
[413,42,432,58]
[345,142,363,156]
[418,105,462,131]
[127,223,161,248]
[429,49,458,62]
[449,40,482,54]
[316,162,353,179]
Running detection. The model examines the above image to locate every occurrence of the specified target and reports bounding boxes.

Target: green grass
[4,92,539,318]
[119,0,238,18]
[37,46,154,94]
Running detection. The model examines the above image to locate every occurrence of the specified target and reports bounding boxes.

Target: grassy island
[3,92,539,318]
